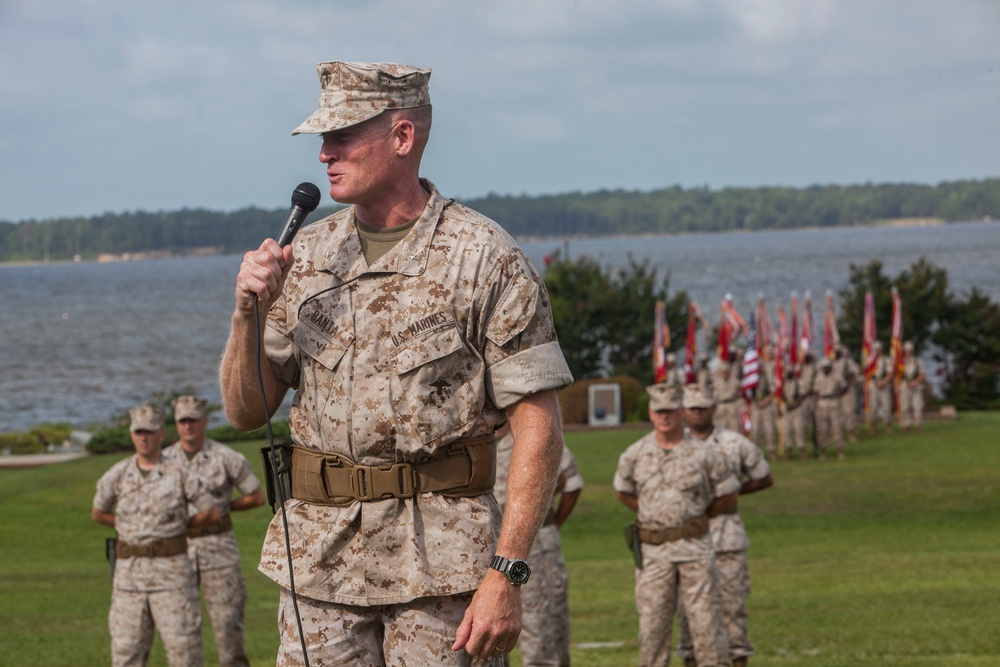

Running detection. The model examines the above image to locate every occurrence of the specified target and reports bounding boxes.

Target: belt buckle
[351,463,414,501]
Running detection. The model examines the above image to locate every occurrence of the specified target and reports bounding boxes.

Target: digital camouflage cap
[647,383,683,411]
[172,395,208,421]
[129,405,164,432]
[292,61,432,135]
[682,384,715,409]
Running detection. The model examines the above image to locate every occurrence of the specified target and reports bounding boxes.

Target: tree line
[2,178,998,262]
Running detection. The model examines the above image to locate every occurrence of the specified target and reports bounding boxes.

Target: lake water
[2,220,998,433]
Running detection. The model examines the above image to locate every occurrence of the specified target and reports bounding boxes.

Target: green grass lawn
[2,414,998,666]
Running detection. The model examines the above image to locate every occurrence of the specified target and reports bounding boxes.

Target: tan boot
[732,658,749,667]
[684,659,697,667]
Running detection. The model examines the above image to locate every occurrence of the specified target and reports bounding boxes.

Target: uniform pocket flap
[289,317,352,371]
[393,324,465,375]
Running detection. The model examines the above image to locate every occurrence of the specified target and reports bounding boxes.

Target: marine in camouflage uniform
[677,385,773,667]
[161,396,266,667]
[869,343,895,435]
[220,61,572,666]
[899,341,926,431]
[614,383,740,667]
[782,368,809,460]
[814,358,846,460]
[834,346,861,443]
[714,355,743,434]
[696,353,714,396]
[664,353,687,387]
[749,353,777,460]
[92,406,220,667]
[798,351,819,456]
[494,424,583,667]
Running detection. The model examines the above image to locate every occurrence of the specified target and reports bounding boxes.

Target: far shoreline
[0,217,967,268]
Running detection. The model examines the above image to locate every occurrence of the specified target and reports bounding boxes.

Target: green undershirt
[355,215,419,265]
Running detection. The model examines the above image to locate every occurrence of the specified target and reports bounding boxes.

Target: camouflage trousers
[868,385,893,429]
[715,400,743,435]
[784,405,808,456]
[109,585,202,667]
[899,384,924,429]
[276,588,504,667]
[750,403,777,455]
[677,550,754,663]
[840,387,858,437]
[634,550,728,667]
[518,524,570,667]
[198,564,249,667]
[816,398,844,456]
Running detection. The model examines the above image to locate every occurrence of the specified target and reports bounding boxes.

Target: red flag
[890,287,904,415]
[823,290,840,359]
[774,306,788,402]
[862,291,877,418]
[653,300,670,383]
[756,295,773,355]
[802,290,815,356]
[789,293,799,367]
[684,303,698,384]
[718,300,731,363]
[718,295,749,363]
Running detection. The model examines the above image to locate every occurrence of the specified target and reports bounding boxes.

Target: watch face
[508,560,531,585]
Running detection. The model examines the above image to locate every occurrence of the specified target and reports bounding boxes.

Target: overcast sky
[1,0,998,223]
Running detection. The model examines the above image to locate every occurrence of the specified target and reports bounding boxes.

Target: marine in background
[91,406,220,667]
[814,358,846,460]
[899,341,927,431]
[161,396,266,667]
[869,341,895,435]
[714,351,743,434]
[614,383,739,667]
[677,384,773,667]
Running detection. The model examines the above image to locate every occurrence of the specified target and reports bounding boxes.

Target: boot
[684,659,697,667]
[732,658,748,667]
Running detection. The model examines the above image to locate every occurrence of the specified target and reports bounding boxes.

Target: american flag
[740,313,760,400]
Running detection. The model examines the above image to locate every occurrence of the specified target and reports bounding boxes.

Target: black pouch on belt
[260,437,293,514]
[624,523,643,569]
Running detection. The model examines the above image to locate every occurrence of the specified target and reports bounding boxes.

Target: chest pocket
[290,298,355,372]
[390,323,483,452]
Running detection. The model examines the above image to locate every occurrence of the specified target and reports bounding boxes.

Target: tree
[837,257,1000,408]
[543,250,689,383]
[933,288,1000,409]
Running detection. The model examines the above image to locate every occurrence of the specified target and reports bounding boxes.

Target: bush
[86,426,132,455]
[0,431,45,455]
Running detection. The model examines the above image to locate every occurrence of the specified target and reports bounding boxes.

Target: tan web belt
[707,494,739,517]
[290,435,496,507]
[186,513,232,538]
[636,515,709,545]
[116,534,188,558]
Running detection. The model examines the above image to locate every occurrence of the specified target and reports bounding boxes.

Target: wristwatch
[489,555,531,585]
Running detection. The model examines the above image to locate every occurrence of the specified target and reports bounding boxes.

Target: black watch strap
[489,555,531,585]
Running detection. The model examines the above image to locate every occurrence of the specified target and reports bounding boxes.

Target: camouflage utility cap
[173,395,208,420]
[647,383,683,411]
[683,384,715,409]
[130,405,164,432]
[292,61,431,135]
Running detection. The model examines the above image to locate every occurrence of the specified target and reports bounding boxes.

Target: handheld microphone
[277,182,322,247]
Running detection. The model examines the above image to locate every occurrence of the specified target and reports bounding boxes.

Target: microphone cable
[250,181,321,666]
[255,294,311,667]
